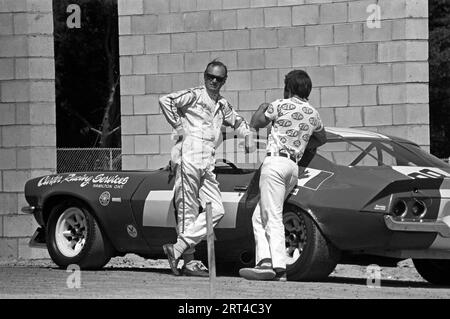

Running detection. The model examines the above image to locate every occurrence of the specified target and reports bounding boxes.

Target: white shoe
[239,267,276,281]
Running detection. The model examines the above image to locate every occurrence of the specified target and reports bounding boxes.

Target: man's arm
[250,102,273,129]
[306,127,327,150]
[159,89,196,139]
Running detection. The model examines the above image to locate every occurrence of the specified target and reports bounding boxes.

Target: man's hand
[172,127,185,143]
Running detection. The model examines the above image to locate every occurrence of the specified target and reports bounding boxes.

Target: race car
[23,127,450,284]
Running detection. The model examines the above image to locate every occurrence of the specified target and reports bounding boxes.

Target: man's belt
[266,152,298,163]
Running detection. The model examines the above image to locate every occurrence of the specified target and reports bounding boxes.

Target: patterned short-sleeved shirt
[264,97,323,161]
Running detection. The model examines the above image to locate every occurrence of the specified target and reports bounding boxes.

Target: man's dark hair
[284,70,312,100]
[204,59,228,78]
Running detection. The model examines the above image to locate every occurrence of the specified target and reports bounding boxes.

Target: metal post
[205,202,216,299]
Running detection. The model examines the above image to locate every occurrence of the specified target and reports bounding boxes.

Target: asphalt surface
[1,255,450,299]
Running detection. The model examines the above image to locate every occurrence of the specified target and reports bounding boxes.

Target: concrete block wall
[0,0,55,260]
[118,0,429,168]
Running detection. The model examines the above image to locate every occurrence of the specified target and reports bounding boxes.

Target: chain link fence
[57,148,122,173]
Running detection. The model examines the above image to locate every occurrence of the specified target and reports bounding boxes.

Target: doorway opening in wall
[430,0,450,162]
[53,0,122,173]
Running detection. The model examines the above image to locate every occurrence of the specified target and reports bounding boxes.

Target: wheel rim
[284,211,307,266]
[55,207,87,258]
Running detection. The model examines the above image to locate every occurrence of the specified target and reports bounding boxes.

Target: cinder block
[147,154,171,170]
[363,64,392,84]
[292,47,319,67]
[2,125,30,147]
[0,148,17,169]
[265,48,291,69]
[185,52,211,72]
[172,73,200,91]
[0,216,2,236]
[119,16,131,35]
[24,103,55,125]
[407,125,430,146]
[0,193,18,215]
[198,31,223,52]
[222,91,238,107]
[28,35,53,57]
[143,0,170,14]
[279,0,305,6]
[197,0,222,10]
[363,21,392,42]
[335,106,363,127]
[251,69,279,90]
[393,104,429,125]
[378,0,407,19]
[131,15,158,34]
[349,0,376,22]
[0,14,13,35]
[320,2,348,24]
[319,46,347,66]
[3,170,31,193]
[309,87,320,107]
[238,90,266,110]
[145,74,172,93]
[157,13,184,34]
[392,19,428,40]
[211,10,237,30]
[224,30,250,50]
[118,0,144,15]
[13,13,53,35]
[120,75,146,95]
[321,86,348,107]
[159,53,184,74]
[17,147,56,169]
[121,135,134,154]
[251,0,277,8]
[121,96,133,115]
[15,58,54,79]
[171,33,197,53]
[318,107,335,127]
[225,71,251,91]
[250,28,277,49]
[237,9,264,29]
[0,171,2,192]
[119,35,144,56]
[406,0,428,18]
[348,43,377,64]
[18,238,50,259]
[121,115,147,135]
[120,56,132,75]
[278,27,305,48]
[334,65,362,86]
[350,85,377,106]
[133,94,160,115]
[122,155,147,170]
[0,36,28,57]
[29,81,55,102]
[237,50,264,70]
[210,51,237,70]
[1,80,30,102]
[145,34,170,54]
[0,0,27,12]
[334,23,363,44]
[305,25,333,46]
[223,0,250,9]
[0,103,15,125]
[378,84,407,105]
[134,135,159,154]
[160,134,174,154]
[30,125,56,146]
[264,7,292,28]
[292,5,319,25]
[392,62,428,83]
[170,0,196,12]
[305,66,334,87]
[265,88,284,104]
[406,83,428,104]
[0,238,17,261]
[378,41,428,62]
[184,11,210,32]
[147,114,172,134]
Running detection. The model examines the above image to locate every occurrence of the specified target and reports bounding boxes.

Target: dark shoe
[239,267,276,281]
[163,244,180,276]
[273,269,287,282]
[182,261,209,277]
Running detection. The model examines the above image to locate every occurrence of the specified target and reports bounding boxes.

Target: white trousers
[173,138,225,253]
[252,156,298,270]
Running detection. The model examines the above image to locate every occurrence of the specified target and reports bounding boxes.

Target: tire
[284,207,340,281]
[46,200,113,270]
[413,259,450,285]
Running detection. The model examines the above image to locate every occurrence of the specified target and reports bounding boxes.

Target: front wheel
[284,207,341,281]
[413,259,450,285]
[46,200,113,269]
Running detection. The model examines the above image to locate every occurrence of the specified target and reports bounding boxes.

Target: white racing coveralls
[159,86,251,256]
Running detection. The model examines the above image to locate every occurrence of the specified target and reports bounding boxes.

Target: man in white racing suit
[159,60,252,277]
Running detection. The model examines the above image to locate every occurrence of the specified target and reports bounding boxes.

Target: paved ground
[1,254,450,299]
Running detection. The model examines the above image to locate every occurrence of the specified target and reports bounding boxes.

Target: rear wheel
[284,207,340,281]
[46,200,113,269]
[413,259,450,285]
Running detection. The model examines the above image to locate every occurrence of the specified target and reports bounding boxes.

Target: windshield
[316,138,448,168]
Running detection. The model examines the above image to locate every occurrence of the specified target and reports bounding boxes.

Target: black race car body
[23,127,450,283]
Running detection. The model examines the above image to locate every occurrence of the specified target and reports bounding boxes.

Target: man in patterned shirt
[240,69,327,281]
[159,60,252,277]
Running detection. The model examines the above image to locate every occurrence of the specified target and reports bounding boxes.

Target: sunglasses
[205,73,226,83]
